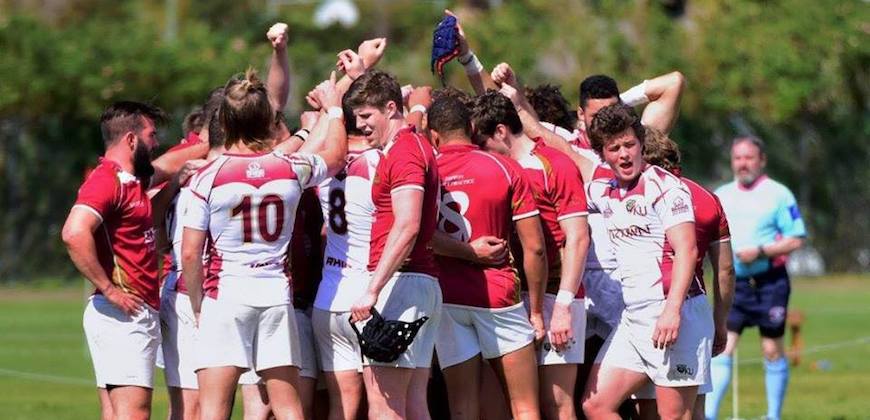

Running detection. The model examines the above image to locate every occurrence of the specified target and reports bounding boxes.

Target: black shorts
[727,266,791,338]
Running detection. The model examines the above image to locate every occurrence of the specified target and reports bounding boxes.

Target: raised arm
[150,142,209,187]
[335,38,387,96]
[306,72,348,176]
[406,86,433,132]
[266,22,290,113]
[620,71,685,134]
[445,9,497,94]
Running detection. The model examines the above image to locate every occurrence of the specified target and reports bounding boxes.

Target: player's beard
[133,139,155,181]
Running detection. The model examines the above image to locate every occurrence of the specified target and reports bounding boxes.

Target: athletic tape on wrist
[620,80,650,107]
[555,289,574,305]
[463,54,484,75]
[409,104,427,115]
[327,107,343,120]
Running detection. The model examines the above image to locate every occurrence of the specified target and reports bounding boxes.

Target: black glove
[349,307,429,363]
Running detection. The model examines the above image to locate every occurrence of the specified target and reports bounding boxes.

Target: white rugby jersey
[314,148,382,312]
[586,165,695,308]
[182,151,327,307]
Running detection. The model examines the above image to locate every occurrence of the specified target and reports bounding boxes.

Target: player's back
[682,176,731,292]
[436,144,538,308]
[186,151,326,306]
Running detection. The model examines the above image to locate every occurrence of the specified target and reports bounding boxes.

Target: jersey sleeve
[652,178,695,230]
[386,140,427,193]
[180,174,211,232]
[713,194,731,243]
[73,168,118,222]
[774,188,807,238]
[288,152,329,189]
[507,160,540,221]
[550,154,588,221]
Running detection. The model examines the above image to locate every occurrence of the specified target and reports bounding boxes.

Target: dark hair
[525,84,577,131]
[471,90,523,137]
[587,103,645,156]
[642,127,681,174]
[221,69,273,151]
[732,135,766,156]
[182,107,205,135]
[428,96,472,139]
[344,69,403,112]
[100,101,167,146]
[579,75,620,108]
[432,86,474,108]
[342,82,364,135]
[207,108,226,149]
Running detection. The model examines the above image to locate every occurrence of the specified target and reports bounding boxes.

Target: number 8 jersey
[182,151,328,307]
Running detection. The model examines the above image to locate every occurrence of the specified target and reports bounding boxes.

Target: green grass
[1,276,869,419]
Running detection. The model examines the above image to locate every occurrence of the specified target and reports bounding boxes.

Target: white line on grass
[737,336,870,365]
[0,367,92,386]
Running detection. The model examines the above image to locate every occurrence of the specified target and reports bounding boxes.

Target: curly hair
[642,126,681,174]
[221,68,273,151]
[525,84,577,131]
[471,90,522,137]
[587,103,644,157]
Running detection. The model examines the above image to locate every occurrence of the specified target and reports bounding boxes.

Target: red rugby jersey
[436,144,540,308]
[682,176,731,293]
[368,126,439,278]
[73,158,160,309]
[516,138,589,296]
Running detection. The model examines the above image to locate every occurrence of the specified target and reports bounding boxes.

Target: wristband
[293,128,310,142]
[409,104,427,115]
[619,80,650,107]
[327,106,343,121]
[463,54,484,76]
[555,289,574,305]
[458,50,475,65]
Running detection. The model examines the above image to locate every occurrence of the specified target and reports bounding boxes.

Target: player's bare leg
[97,388,114,420]
[297,376,317,419]
[106,385,152,420]
[442,355,483,419]
[324,370,364,420]
[241,383,271,420]
[761,335,786,362]
[407,367,432,420]
[692,395,706,420]
[167,387,199,420]
[490,343,542,420]
[362,366,413,420]
[539,364,579,420]
[654,385,698,420]
[480,362,511,420]
[198,366,243,420]
[581,364,647,420]
[260,365,305,420]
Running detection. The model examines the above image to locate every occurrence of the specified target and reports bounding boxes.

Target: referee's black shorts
[727,265,791,338]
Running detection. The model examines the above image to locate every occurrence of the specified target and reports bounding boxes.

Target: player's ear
[123,131,137,150]
[385,100,399,119]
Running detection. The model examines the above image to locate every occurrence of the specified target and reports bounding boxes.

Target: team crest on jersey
[671,197,690,215]
[246,162,265,179]
[603,204,614,218]
[625,198,647,216]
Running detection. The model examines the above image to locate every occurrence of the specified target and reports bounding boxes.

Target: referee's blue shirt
[715,175,807,277]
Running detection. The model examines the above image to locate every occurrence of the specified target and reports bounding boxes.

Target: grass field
[1,275,869,419]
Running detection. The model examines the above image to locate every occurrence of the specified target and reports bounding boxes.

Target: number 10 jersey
[315,148,383,312]
[182,151,327,307]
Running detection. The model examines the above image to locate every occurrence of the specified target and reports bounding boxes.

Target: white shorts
[313,309,363,373]
[160,291,198,389]
[523,292,587,365]
[295,308,319,379]
[195,298,302,374]
[435,303,535,369]
[597,295,713,389]
[583,268,623,339]
[359,272,442,369]
[83,294,161,388]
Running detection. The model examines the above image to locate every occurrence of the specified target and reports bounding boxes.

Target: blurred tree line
[0,0,867,280]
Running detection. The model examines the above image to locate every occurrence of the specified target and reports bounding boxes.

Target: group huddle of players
[62,14,740,420]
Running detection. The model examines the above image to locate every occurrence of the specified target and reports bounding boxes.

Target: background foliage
[0,0,867,280]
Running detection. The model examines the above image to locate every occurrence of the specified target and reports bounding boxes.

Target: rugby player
[344,69,442,420]
[706,136,806,420]
[635,128,736,420]
[62,101,205,420]
[471,83,591,420]
[180,69,346,420]
[428,95,548,420]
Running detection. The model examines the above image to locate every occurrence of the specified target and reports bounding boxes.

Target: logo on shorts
[769,306,786,324]
[246,162,265,179]
[673,363,695,377]
[671,197,690,215]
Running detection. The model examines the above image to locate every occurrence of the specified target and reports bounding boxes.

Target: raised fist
[267,22,289,50]
[491,62,518,88]
[444,9,469,57]
[357,38,387,69]
[337,49,366,81]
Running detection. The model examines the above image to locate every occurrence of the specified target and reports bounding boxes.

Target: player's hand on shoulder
[357,37,387,69]
[350,290,378,323]
[177,159,207,185]
[470,236,507,266]
[549,302,574,352]
[267,22,289,51]
[104,285,144,316]
[337,49,366,81]
[652,305,681,349]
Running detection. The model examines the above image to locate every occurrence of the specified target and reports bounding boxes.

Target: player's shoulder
[681,177,715,201]
[643,165,685,190]
[534,140,580,175]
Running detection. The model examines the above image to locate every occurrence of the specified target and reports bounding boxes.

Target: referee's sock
[764,357,789,420]
[705,354,732,420]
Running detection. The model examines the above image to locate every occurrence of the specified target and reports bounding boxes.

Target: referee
[706,136,807,420]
